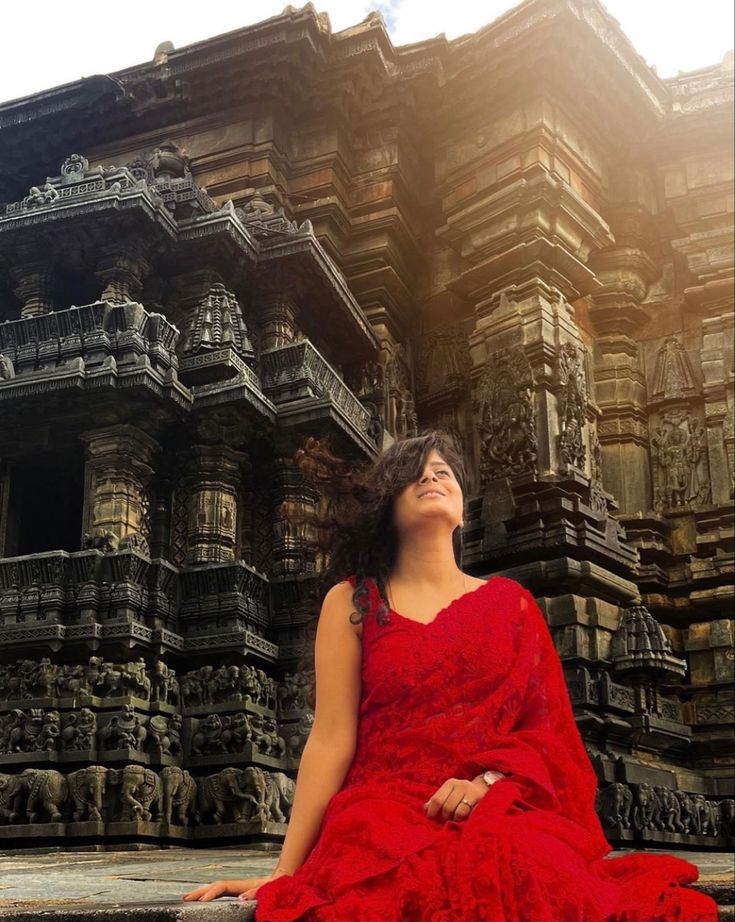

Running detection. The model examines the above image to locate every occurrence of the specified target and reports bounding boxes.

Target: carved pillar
[80,425,160,551]
[95,243,149,303]
[270,457,320,577]
[10,259,54,318]
[183,445,246,564]
[259,292,300,351]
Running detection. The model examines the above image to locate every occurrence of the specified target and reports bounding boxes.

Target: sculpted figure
[719,799,735,836]
[287,710,314,760]
[159,766,197,826]
[227,713,252,752]
[40,710,61,751]
[0,353,15,381]
[195,767,253,825]
[598,782,633,829]
[123,658,151,700]
[632,782,656,832]
[674,791,696,835]
[0,773,25,823]
[99,704,147,751]
[148,714,182,756]
[109,764,160,822]
[261,718,286,759]
[61,708,97,751]
[21,768,68,823]
[0,710,25,752]
[262,770,296,824]
[68,765,107,822]
[56,663,90,698]
[192,714,229,755]
[151,661,171,702]
[33,659,59,699]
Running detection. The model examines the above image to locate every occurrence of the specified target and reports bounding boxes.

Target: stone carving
[277,670,315,713]
[286,710,314,760]
[159,766,197,825]
[109,764,160,821]
[98,705,147,752]
[60,154,89,181]
[150,661,180,706]
[179,283,255,363]
[476,346,538,483]
[147,715,182,756]
[180,664,278,710]
[0,708,59,753]
[597,781,732,840]
[651,336,697,400]
[19,768,68,823]
[195,766,293,826]
[558,343,588,469]
[68,765,107,822]
[598,782,633,827]
[384,343,418,439]
[651,409,711,511]
[23,183,60,208]
[0,657,180,706]
[189,712,285,759]
[0,353,16,380]
[611,604,686,681]
[414,326,471,398]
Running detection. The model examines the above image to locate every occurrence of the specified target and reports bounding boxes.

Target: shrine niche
[651,409,711,512]
[0,0,732,853]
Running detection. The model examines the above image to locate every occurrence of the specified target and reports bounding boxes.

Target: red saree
[253,575,718,921]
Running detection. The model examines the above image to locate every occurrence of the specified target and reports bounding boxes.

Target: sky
[0,0,733,105]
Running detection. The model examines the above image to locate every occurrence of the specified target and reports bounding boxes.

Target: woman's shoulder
[484,574,534,597]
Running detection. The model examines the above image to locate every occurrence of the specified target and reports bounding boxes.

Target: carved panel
[651,409,711,512]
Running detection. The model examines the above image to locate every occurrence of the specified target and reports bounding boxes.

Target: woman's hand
[423,774,499,823]
[182,867,289,902]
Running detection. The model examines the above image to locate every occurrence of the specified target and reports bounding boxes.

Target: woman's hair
[294,429,468,631]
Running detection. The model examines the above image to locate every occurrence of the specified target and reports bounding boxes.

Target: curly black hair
[294,429,468,628]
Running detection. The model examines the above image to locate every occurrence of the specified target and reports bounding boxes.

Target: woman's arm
[183,581,362,901]
[272,580,362,875]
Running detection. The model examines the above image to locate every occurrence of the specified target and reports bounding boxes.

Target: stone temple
[0,0,732,854]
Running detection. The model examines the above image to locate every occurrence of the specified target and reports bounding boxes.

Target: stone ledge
[0,900,255,921]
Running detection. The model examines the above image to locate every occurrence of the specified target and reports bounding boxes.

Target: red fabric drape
[253,575,718,921]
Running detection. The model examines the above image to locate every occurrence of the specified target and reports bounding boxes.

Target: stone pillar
[270,456,320,577]
[95,243,149,304]
[183,445,246,564]
[10,259,54,318]
[259,292,300,351]
[80,425,160,551]
[588,172,658,514]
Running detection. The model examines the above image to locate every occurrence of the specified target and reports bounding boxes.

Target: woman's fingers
[182,880,231,901]
[424,781,452,819]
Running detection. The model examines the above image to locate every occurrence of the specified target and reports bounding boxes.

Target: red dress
[253,575,719,921]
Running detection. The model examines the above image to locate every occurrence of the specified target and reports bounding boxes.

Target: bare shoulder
[320,580,362,638]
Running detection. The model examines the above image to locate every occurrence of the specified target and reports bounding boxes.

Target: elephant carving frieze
[194,766,293,830]
[597,780,733,843]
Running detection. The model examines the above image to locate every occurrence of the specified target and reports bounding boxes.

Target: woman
[184,431,718,921]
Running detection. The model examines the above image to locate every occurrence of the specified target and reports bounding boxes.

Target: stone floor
[0,846,731,920]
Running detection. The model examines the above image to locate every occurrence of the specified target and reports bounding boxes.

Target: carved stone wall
[0,3,732,849]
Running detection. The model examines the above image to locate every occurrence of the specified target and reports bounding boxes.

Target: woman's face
[392,448,464,537]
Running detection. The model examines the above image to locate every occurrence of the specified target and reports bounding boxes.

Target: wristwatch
[481,769,505,787]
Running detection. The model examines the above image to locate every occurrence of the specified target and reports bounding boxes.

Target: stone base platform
[0,846,732,921]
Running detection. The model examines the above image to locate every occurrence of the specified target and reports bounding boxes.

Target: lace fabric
[253,575,719,921]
